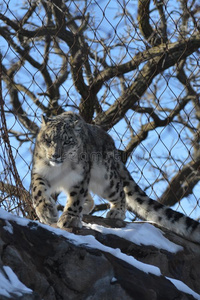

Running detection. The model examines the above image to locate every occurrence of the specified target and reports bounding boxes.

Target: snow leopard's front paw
[36,198,58,225]
[106,209,126,220]
[57,212,82,228]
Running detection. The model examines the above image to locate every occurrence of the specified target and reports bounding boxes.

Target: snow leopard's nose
[49,153,62,166]
[51,153,61,159]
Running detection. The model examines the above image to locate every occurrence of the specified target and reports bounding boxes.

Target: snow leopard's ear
[41,115,51,125]
[73,119,82,132]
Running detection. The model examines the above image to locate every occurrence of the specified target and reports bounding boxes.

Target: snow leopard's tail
[120,163,200,244]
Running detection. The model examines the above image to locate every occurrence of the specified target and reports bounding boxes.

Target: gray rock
[0,215,199,300]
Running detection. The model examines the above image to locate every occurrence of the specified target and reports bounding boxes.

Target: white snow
[0,266,32,298]
[0,208,161,275]
[167,277,200,300]
[0,208,200,299]
[43,223,162,276]
[85,222,183,253]
[3,220,13,234]
[110,277,117,283]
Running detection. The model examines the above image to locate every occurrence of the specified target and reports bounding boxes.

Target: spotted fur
[31,112,200,243]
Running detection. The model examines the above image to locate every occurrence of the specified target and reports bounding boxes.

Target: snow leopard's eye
[44,134,52,144]
[63,137,73,145]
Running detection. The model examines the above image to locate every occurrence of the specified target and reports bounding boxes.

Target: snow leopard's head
[36,112,83,166]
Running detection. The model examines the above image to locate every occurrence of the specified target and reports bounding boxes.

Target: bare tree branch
[94,36,200,129]
[123,95,195,158]
[137,0,162,45]
[159,159,200,206]
[0,0,200,217]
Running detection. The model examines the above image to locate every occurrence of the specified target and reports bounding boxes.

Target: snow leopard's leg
[57,168,91,228]
[106,182,126,220]
[31,173,58,225]
[104,159,126,220]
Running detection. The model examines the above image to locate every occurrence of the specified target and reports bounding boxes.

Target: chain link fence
[0,0,200,221]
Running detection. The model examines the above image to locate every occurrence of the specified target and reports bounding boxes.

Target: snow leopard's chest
[33,157,114,198]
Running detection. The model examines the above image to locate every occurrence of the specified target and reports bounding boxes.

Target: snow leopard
[31,111,200,243]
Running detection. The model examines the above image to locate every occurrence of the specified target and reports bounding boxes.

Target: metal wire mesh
[0,0,200,221]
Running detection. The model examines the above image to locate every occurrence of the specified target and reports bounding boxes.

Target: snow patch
[167,277,200,300]
[0,208,161,276]
[3,220,13,234]
[0,208,199,299]
[43,223,162,276]
[85,222,183,253]
[110,277,117,283]
[0,266,32,298]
